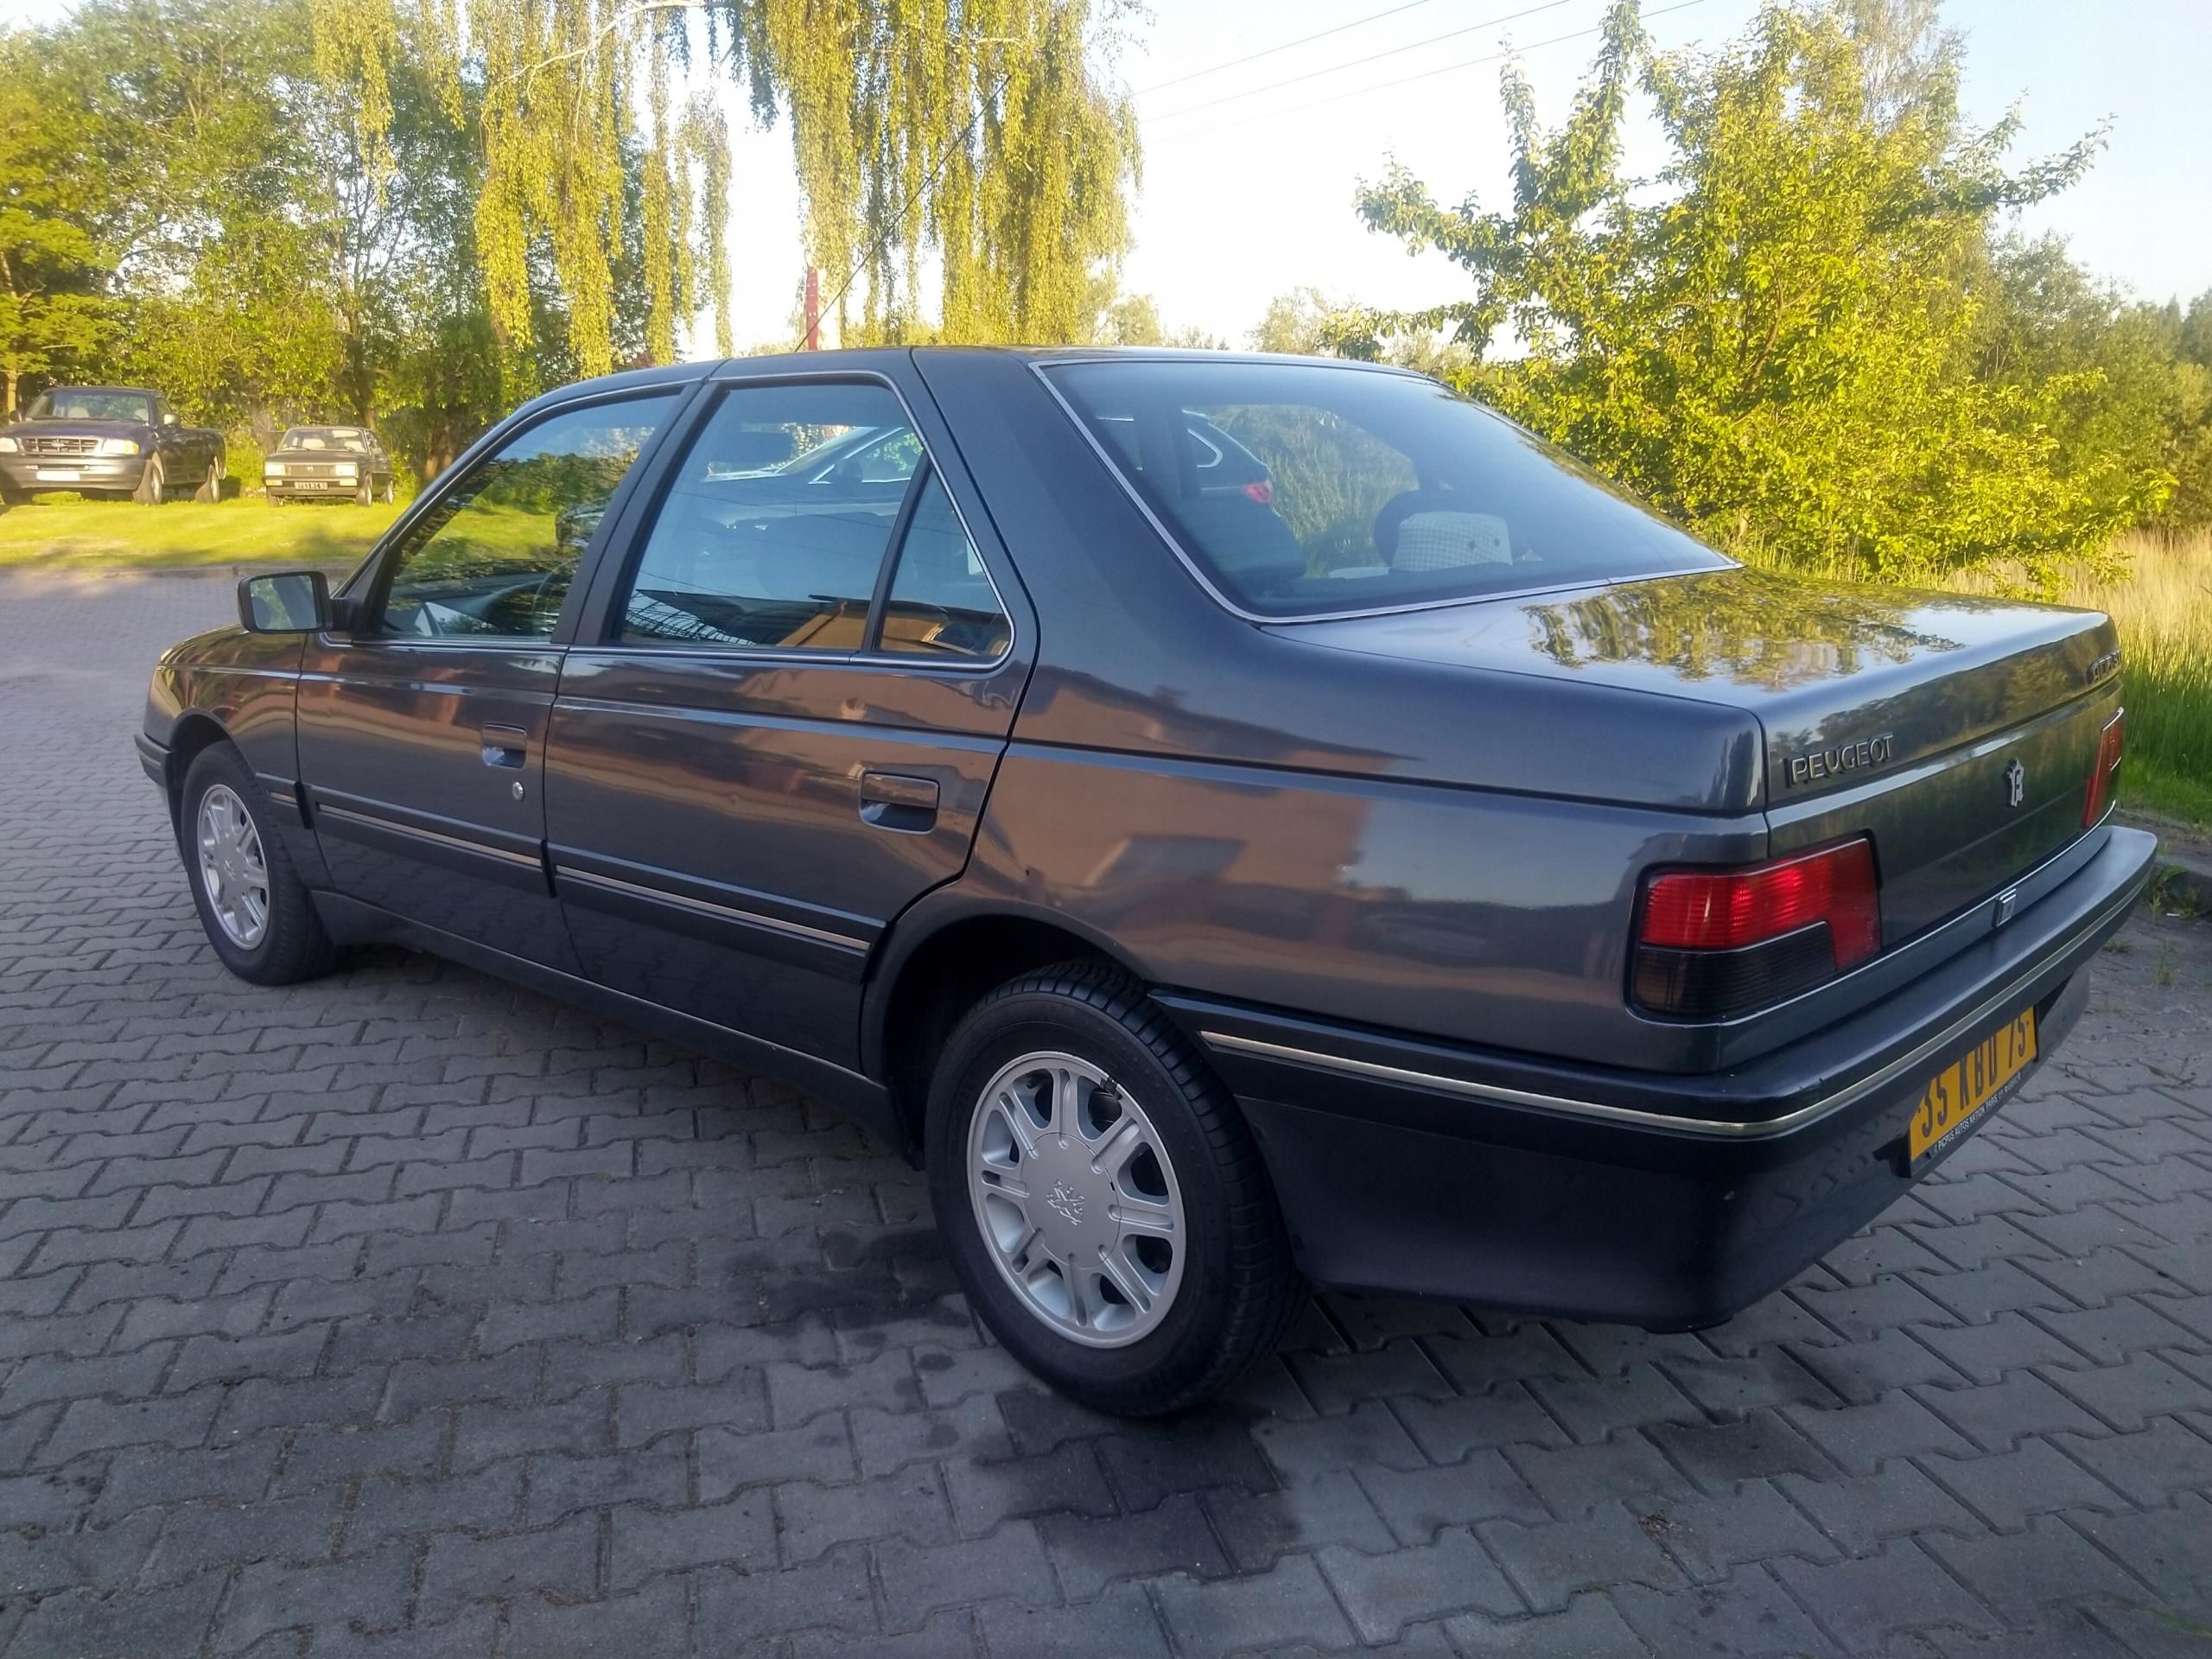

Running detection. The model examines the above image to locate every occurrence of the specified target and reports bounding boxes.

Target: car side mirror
[238,570,332,632]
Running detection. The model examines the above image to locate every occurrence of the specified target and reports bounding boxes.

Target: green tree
[1332,0,2143,590]
[0,35,115,415]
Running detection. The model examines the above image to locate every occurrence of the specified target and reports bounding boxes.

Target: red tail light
[1243,480,1273,505]
[1633,839,1881,1018]
[2083,709,2123,826]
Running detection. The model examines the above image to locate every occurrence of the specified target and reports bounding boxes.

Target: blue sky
[7,0,2207,350]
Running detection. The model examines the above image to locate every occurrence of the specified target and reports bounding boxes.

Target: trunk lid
[1272,566,2123,946]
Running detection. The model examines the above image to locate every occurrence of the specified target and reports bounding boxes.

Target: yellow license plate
[1909,1007,2037,1166]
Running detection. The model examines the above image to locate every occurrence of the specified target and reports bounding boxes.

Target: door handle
[480,724,529,768]
[859,770,938,832]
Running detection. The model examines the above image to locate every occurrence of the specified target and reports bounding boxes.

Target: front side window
[376,395,677,640]
[618,382,919,651]
[1046,360,1728,619]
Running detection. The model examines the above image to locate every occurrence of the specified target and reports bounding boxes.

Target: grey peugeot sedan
[138,349,2155,1414]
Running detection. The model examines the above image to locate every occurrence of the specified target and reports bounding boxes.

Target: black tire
[925,959,1306,1416]
[179,744,337,985]
[194,453,224,502]
[133,454,166,505]
[0,486,26,506]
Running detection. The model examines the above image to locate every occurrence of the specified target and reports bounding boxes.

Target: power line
[1132,0,1441,99]
[1149,0,1575,124]
[1174,0,1713,135]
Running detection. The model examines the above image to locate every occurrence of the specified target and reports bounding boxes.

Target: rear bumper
[1,454,147,492]
[1166,825,2156,1330]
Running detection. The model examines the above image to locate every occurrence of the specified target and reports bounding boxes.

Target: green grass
[0,497,399,571]
[2053,531,2212,834]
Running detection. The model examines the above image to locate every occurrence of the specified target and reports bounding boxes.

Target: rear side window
[878,473,1011,661]
[1045,360,1726,619]
[619,382,915,650]
[614,380,1010,662]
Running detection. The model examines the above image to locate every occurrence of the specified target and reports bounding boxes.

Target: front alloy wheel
[179,744,336,984]
[195,783,269,949]
[968,1051,1187,1346]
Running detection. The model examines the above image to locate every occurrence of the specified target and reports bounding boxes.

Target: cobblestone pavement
[3,569,2210,1659]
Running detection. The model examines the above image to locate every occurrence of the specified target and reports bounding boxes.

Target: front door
[296,389,688,969]
[544,370,1033,1066]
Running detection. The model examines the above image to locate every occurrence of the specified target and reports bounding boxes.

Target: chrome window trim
[606,369,1018,674]
[1027,359,1728,627]
[1200,865,2139,1141]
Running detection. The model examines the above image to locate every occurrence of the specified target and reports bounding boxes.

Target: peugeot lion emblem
[2005,758,2026,808]
[1046,1183,1086,1224]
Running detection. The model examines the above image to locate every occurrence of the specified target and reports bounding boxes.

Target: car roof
[35,385,161,398]
[511,347,1425,416]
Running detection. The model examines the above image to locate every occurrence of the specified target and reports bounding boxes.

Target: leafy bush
[1330,0,2166,594]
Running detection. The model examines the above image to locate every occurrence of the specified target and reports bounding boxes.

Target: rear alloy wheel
[354,477,373,506]
[133,454,166,505]
[194,454,224,502]
[927,960,1306,1415]
[180,745,337,985]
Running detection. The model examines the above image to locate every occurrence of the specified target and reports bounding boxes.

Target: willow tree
[312,0,1135,387]
[728,0,1139,344]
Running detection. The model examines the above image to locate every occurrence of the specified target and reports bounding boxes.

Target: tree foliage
[2,0,1137,476]
[1331,0,2176,589]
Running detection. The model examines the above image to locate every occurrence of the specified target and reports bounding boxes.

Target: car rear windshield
[27,391,152,423]
[1043,359,1728,618]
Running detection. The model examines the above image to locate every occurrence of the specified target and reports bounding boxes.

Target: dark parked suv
[140,349,2154,1414]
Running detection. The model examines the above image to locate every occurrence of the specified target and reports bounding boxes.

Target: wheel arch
[863,898,1160,1164]
[162,712,235,833]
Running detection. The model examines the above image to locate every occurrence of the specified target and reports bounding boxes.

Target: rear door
[296,388,688,969]
[544,365,1034,1068]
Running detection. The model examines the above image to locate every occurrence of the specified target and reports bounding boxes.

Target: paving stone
[874,1522,1058,1625]
[1359,1447,1550,1543]
[778,1465,953,1563]
[216,1543,415,1652]
[2039,1351,2212,1431]
[1770,1541,2002,1650]
[1611,1567,1841,1658]
[1039,1490,1230,1598]
[1153,1554,1358,1656]
[1204,1469,1397,1570]
[1920,1437,2133,1529]
[417,1512,601,1620]
[1923,1512,2158,1624]
[976,1580,1172,1659]
[348,1463,524,1547]
[609,1493,776,1587]
[2051,1415,2212,1506]
[1776,1461,1986,1554]
[1638,1481,1840,1580]
[1444,1592,1655,1657]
